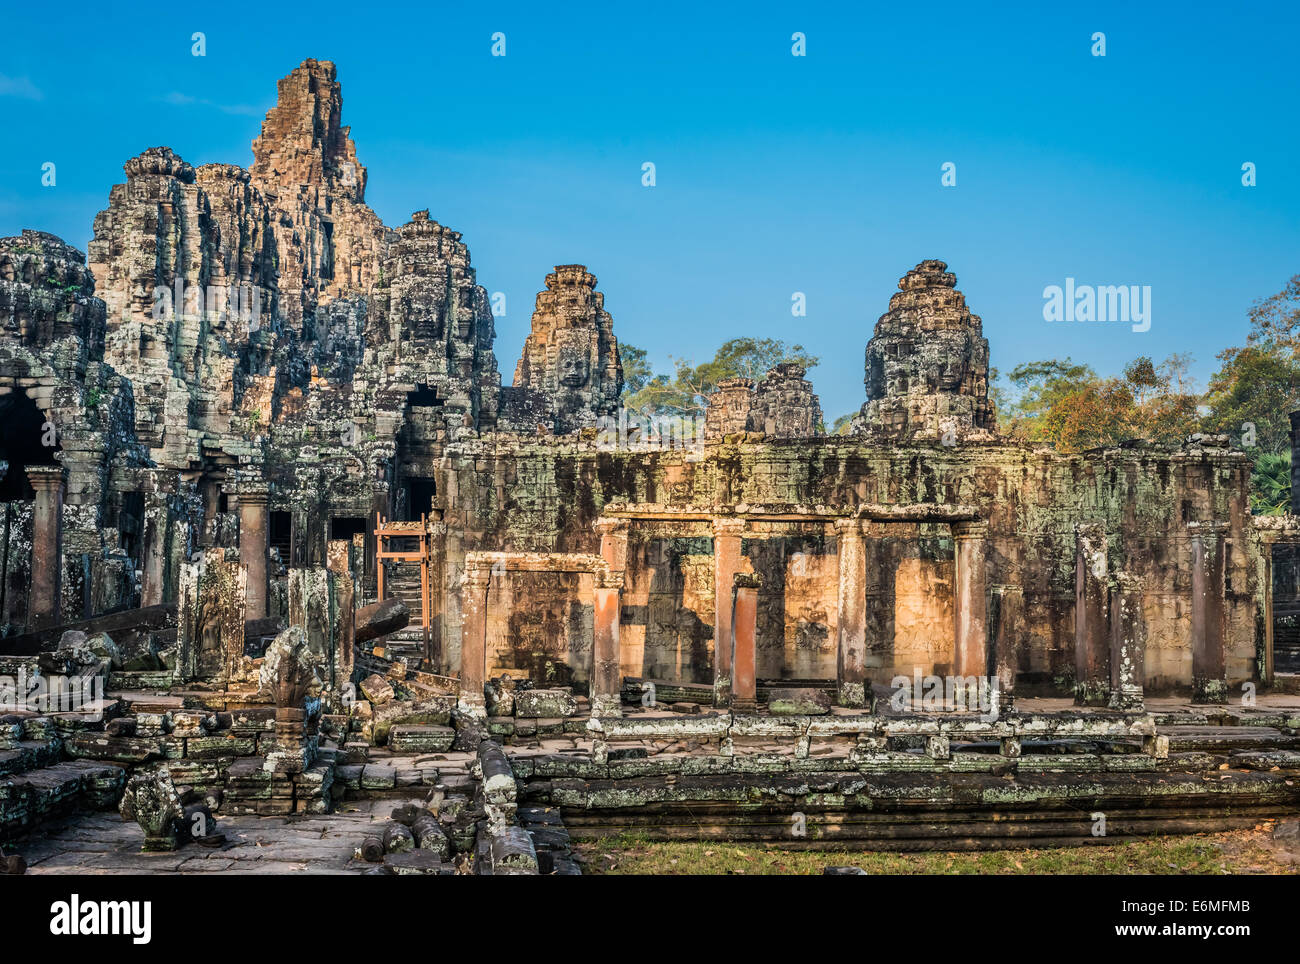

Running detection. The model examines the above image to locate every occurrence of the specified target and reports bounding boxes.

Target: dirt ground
[574,819,1300,875]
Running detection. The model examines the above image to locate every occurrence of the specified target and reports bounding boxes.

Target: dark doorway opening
[1274,544,1300,675]
[330,516,367,541]
[0,389,60,501]
[120,491,144,563]
[270,511,292,561]
[408,384,439,407]
[404,478,437,521]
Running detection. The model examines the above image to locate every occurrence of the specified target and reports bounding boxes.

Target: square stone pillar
[951,520,989,695]
[27,465,65,630]
[834,518,867,707]
[140,476,173,607]
[596,518,629,572]
[326,539,356,698]
[1073,522,1110,705]
[237,482,271,622]
[1189,521,1229,704]
[1108,572,1146,711]
[1258,531,1277,684]
[730,572,761,713]
[427,517,447,672]
[712,518,745,707]
[591,571,624,718]
[989,584,1022,713]
[458,567,491,719]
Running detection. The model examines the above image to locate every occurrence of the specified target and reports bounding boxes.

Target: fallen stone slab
[384,850,450,875]
[360,674,395,705]
[514,689,578,719]
[356,599,410,644]
[1231,750,1300,770]
[389,725,455,754]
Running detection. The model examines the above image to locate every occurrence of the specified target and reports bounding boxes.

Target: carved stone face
[402,288,443,340]
[938,356,965,392]
[555,331,591,388]
[885,361,908,396]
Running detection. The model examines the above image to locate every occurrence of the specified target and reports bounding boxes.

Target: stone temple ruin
[2,59,1299,875]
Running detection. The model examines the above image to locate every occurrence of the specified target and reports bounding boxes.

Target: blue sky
[2,1,1297,421]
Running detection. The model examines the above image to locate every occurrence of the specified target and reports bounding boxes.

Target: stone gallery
[1,60,1298,876]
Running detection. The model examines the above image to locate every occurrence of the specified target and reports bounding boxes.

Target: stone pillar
[140,491,169,607]
[459,567,490,718]
[1108,572,1146,711]
[238,482,271,622]
[730,572,761,713]
[327,539,355,698]
[428,517,447,672]
[596,518,629,573]
[591,572,624,718]
[1189,521,1229,704]
[1073,522,1110,705]
[712,518,745,707]
[951,521,989,698]
[1258,530,1281,685]
[989,584,1022,714]
[834,518,867,708]
[27,465,65,630]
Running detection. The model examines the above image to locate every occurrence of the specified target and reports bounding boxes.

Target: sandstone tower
[703,363,823,439]
[249,58,388,321]
[367,210,501,432]
[506,265,622,433]
[853,259,996,439]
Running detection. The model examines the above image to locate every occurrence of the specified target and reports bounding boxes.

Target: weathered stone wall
[0,231,151,627]
[433,433,1256,693]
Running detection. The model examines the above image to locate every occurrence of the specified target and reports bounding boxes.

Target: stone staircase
[377,565,430,662]
[1,719,126,844]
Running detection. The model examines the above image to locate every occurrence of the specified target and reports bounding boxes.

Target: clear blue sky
[2,1,1297,421]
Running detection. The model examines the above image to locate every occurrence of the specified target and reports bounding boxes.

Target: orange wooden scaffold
[374,512,432,665]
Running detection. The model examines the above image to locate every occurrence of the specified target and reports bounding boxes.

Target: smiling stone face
[555,330,591,388]
[507,264,623,433]
[853,260,995,438]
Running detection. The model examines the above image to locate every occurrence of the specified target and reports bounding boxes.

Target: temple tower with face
[853,259,997,440]
[507,264,622,434]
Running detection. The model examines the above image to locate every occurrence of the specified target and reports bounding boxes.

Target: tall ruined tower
[854,260,996,440]
[249,58,388,323]
[366,210,501,432]
[507,265,622,434]
[87,59,393,464]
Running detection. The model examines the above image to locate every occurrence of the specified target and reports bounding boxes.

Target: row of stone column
[452,515,1225,718]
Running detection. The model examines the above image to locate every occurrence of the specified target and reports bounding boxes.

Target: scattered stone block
[514,689,577,718]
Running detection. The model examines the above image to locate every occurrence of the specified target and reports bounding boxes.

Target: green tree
[1202,346,1300,452]
[999,354,1200,452]
[624,337,818,417]
[829,413,855,435]
[1250,451,1292,515]
[619,343,654,396]
[1201,274,1300,452]
[998,358,1098,441]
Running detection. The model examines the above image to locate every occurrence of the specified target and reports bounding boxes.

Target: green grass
[574,832,1241,875]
